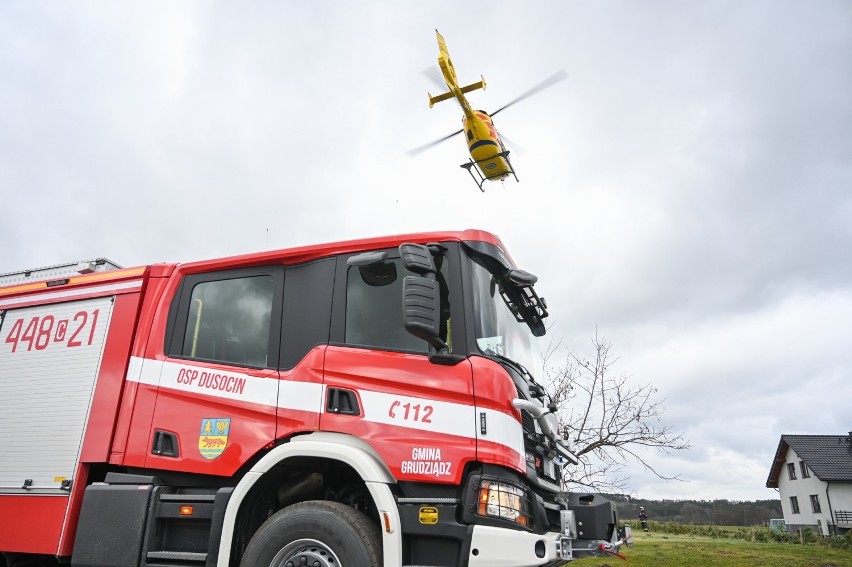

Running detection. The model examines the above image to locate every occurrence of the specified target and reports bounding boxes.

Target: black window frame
[810,494,821,514]
[790,496,800,514]
[787,462,797,480]
[165,265,284,370]
[800,461,810,479]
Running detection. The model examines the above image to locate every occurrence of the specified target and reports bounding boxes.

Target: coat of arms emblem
[198,418,230,459]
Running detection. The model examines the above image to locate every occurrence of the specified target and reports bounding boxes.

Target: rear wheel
[240,500,382,567]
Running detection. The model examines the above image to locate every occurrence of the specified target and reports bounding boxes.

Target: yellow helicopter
[409,30,567,191]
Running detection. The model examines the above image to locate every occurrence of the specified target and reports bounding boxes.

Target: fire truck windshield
[468,256,545,380]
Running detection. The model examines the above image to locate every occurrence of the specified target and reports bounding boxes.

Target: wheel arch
[217,431,401,567]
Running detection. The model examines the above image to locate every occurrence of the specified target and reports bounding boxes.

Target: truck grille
[516,388,538,435]
[521,410,536,435]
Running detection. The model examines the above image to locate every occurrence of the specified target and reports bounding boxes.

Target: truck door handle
[326,388,360,416]
[151,430,179,457]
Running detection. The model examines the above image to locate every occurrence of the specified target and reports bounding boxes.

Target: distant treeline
[599,494,783,526]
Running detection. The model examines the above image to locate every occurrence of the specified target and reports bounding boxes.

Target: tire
[240,500,382,567]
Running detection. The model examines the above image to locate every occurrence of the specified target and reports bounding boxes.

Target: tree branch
[543,332,690,491]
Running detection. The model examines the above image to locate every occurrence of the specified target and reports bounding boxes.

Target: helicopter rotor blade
[406,128,464,156]
[490,69,568,117]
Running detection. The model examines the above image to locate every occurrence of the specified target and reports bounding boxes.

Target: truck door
[321,249,475,486]
[144,266,284,476]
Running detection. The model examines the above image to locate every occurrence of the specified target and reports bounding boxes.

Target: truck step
[145,550,208,565]
[157,493,217,502]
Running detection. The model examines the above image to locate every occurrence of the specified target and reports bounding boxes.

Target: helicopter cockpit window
[467,129,474,141]
[345,255,450,353]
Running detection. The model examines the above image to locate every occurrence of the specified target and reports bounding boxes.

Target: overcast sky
[2,1,850,501]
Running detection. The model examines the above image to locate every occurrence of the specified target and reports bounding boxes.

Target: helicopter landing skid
[460,150,519,192]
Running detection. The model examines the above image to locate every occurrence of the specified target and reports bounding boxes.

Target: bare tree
[542,331,690,492]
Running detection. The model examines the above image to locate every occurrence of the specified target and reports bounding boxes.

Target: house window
[790,496,800,514]
[800,461,810,478]
[787,462,797,480]
[810,494,821,514]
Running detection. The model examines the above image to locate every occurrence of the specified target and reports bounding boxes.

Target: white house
[766,433,852,536]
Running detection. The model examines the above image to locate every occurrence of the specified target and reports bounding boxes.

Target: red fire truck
[0,230,629,567]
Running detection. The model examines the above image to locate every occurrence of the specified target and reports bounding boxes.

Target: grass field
[576,531,852,567]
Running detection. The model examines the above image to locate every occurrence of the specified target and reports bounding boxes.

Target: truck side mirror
[399,244,436,275]
[347,251,389,267]
[402,275,463,366]
[400,243,440,346]
[348,251,397,287]
[400,243,463,365]
[402,275,443,349]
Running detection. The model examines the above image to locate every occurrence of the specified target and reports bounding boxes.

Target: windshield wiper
[483,348,531,378]
[482,349,548,400]
[482,348,527,374]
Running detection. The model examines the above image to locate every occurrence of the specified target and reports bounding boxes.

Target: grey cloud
[1,0,850,501]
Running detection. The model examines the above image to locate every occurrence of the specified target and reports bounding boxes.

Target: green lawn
[576,531,852,567]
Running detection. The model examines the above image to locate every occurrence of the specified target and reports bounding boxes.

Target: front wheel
[240,500,382,567]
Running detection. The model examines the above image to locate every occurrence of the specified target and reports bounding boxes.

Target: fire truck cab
[0,230,628,567]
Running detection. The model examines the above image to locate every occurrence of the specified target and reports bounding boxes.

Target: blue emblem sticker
[198,418,230,460]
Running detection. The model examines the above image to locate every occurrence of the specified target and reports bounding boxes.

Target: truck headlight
[477,480,531,527]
